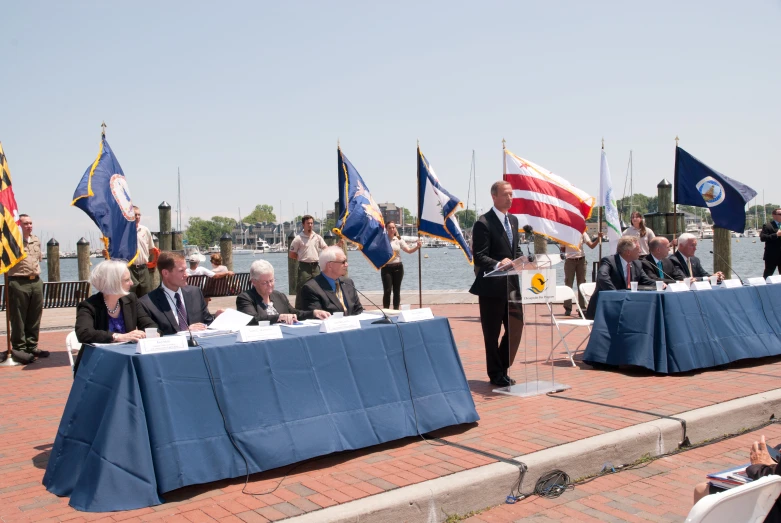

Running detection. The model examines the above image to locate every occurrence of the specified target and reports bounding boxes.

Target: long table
[582,284,781,373]
[43,317,479,512]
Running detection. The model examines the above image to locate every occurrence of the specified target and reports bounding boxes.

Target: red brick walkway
[463,423,781,523]
[3,304,781,522]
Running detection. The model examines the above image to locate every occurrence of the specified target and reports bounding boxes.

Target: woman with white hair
[74,260,159,371]
[236,259,330,324]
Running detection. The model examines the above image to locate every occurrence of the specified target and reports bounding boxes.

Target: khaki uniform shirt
[136,224,154,265]
[290,232,327,263]
[564,232,591,259]
[8,234,42,277]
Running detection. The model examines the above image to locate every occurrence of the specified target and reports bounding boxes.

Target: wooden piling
[77,238,90,281]
[158,201,171,251]
[220,233,233,271]
[713,227,732,279]
[287,230,297,295]
[46,238,60,282]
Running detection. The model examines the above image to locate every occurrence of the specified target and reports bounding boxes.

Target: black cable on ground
[507,415,780,503]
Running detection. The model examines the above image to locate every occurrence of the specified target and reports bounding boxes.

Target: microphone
[338,278,393,324]
[709,250,744,285]
[186,323,199,347]
[522,225,536,262]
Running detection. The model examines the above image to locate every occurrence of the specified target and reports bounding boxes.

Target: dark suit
[236,288,315,324]
[469,210,524,382]
[585,254,655,320]
[139,285,215,336]
[639,254,685,284]
[74,292,158,373]
[299,274,363,316]
[761,221,781,278]
[668,251,710,279]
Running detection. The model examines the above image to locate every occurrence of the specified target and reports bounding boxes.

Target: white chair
[545,285,594,366]
[579,282,596,309]
[65,331,81,375]
[685,475,781,523]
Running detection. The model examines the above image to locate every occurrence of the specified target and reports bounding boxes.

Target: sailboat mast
[629,151,634,217]
[177,168,182,231]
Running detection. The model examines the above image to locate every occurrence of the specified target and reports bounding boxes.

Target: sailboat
[232,207,255,254]
[744,197,760,237]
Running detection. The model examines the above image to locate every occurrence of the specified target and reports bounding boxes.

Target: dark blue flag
[71,136,138,262]
[417,147,473,263]
[674,146,757,233]
[334,148,393,270]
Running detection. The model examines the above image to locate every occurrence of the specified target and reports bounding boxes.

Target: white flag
[599,150,621,255]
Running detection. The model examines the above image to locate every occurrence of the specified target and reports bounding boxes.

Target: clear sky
[3,1,780,249]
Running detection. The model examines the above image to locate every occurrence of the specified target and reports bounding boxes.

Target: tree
[402,207,414,226]
[184,216,236,247]
[455,209,477,229]
[244,204,276,224]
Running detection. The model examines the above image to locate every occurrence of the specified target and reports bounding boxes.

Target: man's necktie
[626,262,631,289]
[687,259,693,278]
[657,260,664,278]
[503,215,513,248]
[335,281,347,312]
[174,293,188,332]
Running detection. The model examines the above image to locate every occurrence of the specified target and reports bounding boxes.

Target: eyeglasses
[330,260,347,265]
[256,279,275,285]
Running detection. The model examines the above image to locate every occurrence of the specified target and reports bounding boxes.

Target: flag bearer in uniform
[8,214,46,363]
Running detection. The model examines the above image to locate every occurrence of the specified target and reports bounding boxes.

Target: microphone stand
[709,250,744,285]
[338,279,393,324]
[522,225,535,262]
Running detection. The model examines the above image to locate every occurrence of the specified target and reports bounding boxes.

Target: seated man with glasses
[237,259,331,325]
[299,246,364,316]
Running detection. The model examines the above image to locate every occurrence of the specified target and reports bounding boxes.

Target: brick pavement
[462,423,781,522]
[3,303,781,522]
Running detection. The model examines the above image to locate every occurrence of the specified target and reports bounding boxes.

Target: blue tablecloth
[582,285,781,373]
[43,317,478,512]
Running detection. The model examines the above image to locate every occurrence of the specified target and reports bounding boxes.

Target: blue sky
[3,1,780,248]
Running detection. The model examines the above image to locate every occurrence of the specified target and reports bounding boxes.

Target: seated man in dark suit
[299,246,364,316]
[668,232,724,283]
[585,236,655,320]
[139,251,222,335]
[237,259,330,324]
[640,236,685,284]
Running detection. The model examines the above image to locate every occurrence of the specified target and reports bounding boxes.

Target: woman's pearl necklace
[105,298,121,315]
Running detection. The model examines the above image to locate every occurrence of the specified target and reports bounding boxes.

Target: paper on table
[279,319,323,328]
[205,308,253,332]
[353,312,383,321]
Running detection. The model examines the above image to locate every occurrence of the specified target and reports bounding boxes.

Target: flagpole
[672,136,679,252]
[416,140,422,309]
[598,139,604,261]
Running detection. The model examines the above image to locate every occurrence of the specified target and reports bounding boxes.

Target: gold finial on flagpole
[101,121,107,137]
[417,138,419,148]
[502,138,506,150]
[337,138,340,149]
[675,135,679,147]
[602,137,605,150]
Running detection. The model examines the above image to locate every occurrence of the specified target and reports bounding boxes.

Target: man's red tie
[626,262,631,289]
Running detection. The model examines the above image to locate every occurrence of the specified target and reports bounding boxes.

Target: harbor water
[42,237,768,292]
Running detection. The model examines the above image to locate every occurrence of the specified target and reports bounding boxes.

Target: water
[41,238,768,291]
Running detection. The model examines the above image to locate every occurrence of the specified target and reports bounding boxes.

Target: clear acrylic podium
[485,256,571,398]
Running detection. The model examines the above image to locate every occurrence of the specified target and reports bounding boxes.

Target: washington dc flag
[504,148,595,249]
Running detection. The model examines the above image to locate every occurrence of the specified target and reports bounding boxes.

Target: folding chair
[65,331,81,376]
[545,285,593,366]
[685,475,781,523]
[579,282,596,309]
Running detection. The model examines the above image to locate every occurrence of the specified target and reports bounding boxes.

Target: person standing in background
[622,211,655,256]
[7,214,46,364]
[289,215,328,308]
[130,206,155,298]
[560,231,602,317]
[381,221,421,310]
[761,208,781,278]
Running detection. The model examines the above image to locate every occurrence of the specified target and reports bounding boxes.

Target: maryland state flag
[417,146,473,263]
[72,135,138,262]
[334,147,393,270]
[0,143,26,274]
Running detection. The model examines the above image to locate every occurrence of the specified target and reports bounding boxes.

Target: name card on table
[236,325,283,343]
[136,335,189,355]
[748,277,767,286]
[319,316,362,334]
[397,307,434,323]
[767,275,781,284]
[666,282,690,293]
[722,279,743,289]
[691,281,713,291]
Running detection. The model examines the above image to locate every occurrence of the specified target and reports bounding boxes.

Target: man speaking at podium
[469,181,524,387]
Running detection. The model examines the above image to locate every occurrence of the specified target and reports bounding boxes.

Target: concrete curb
[288,389,781,523]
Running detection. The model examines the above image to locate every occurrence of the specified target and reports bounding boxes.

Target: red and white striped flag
[504,149,595,249]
